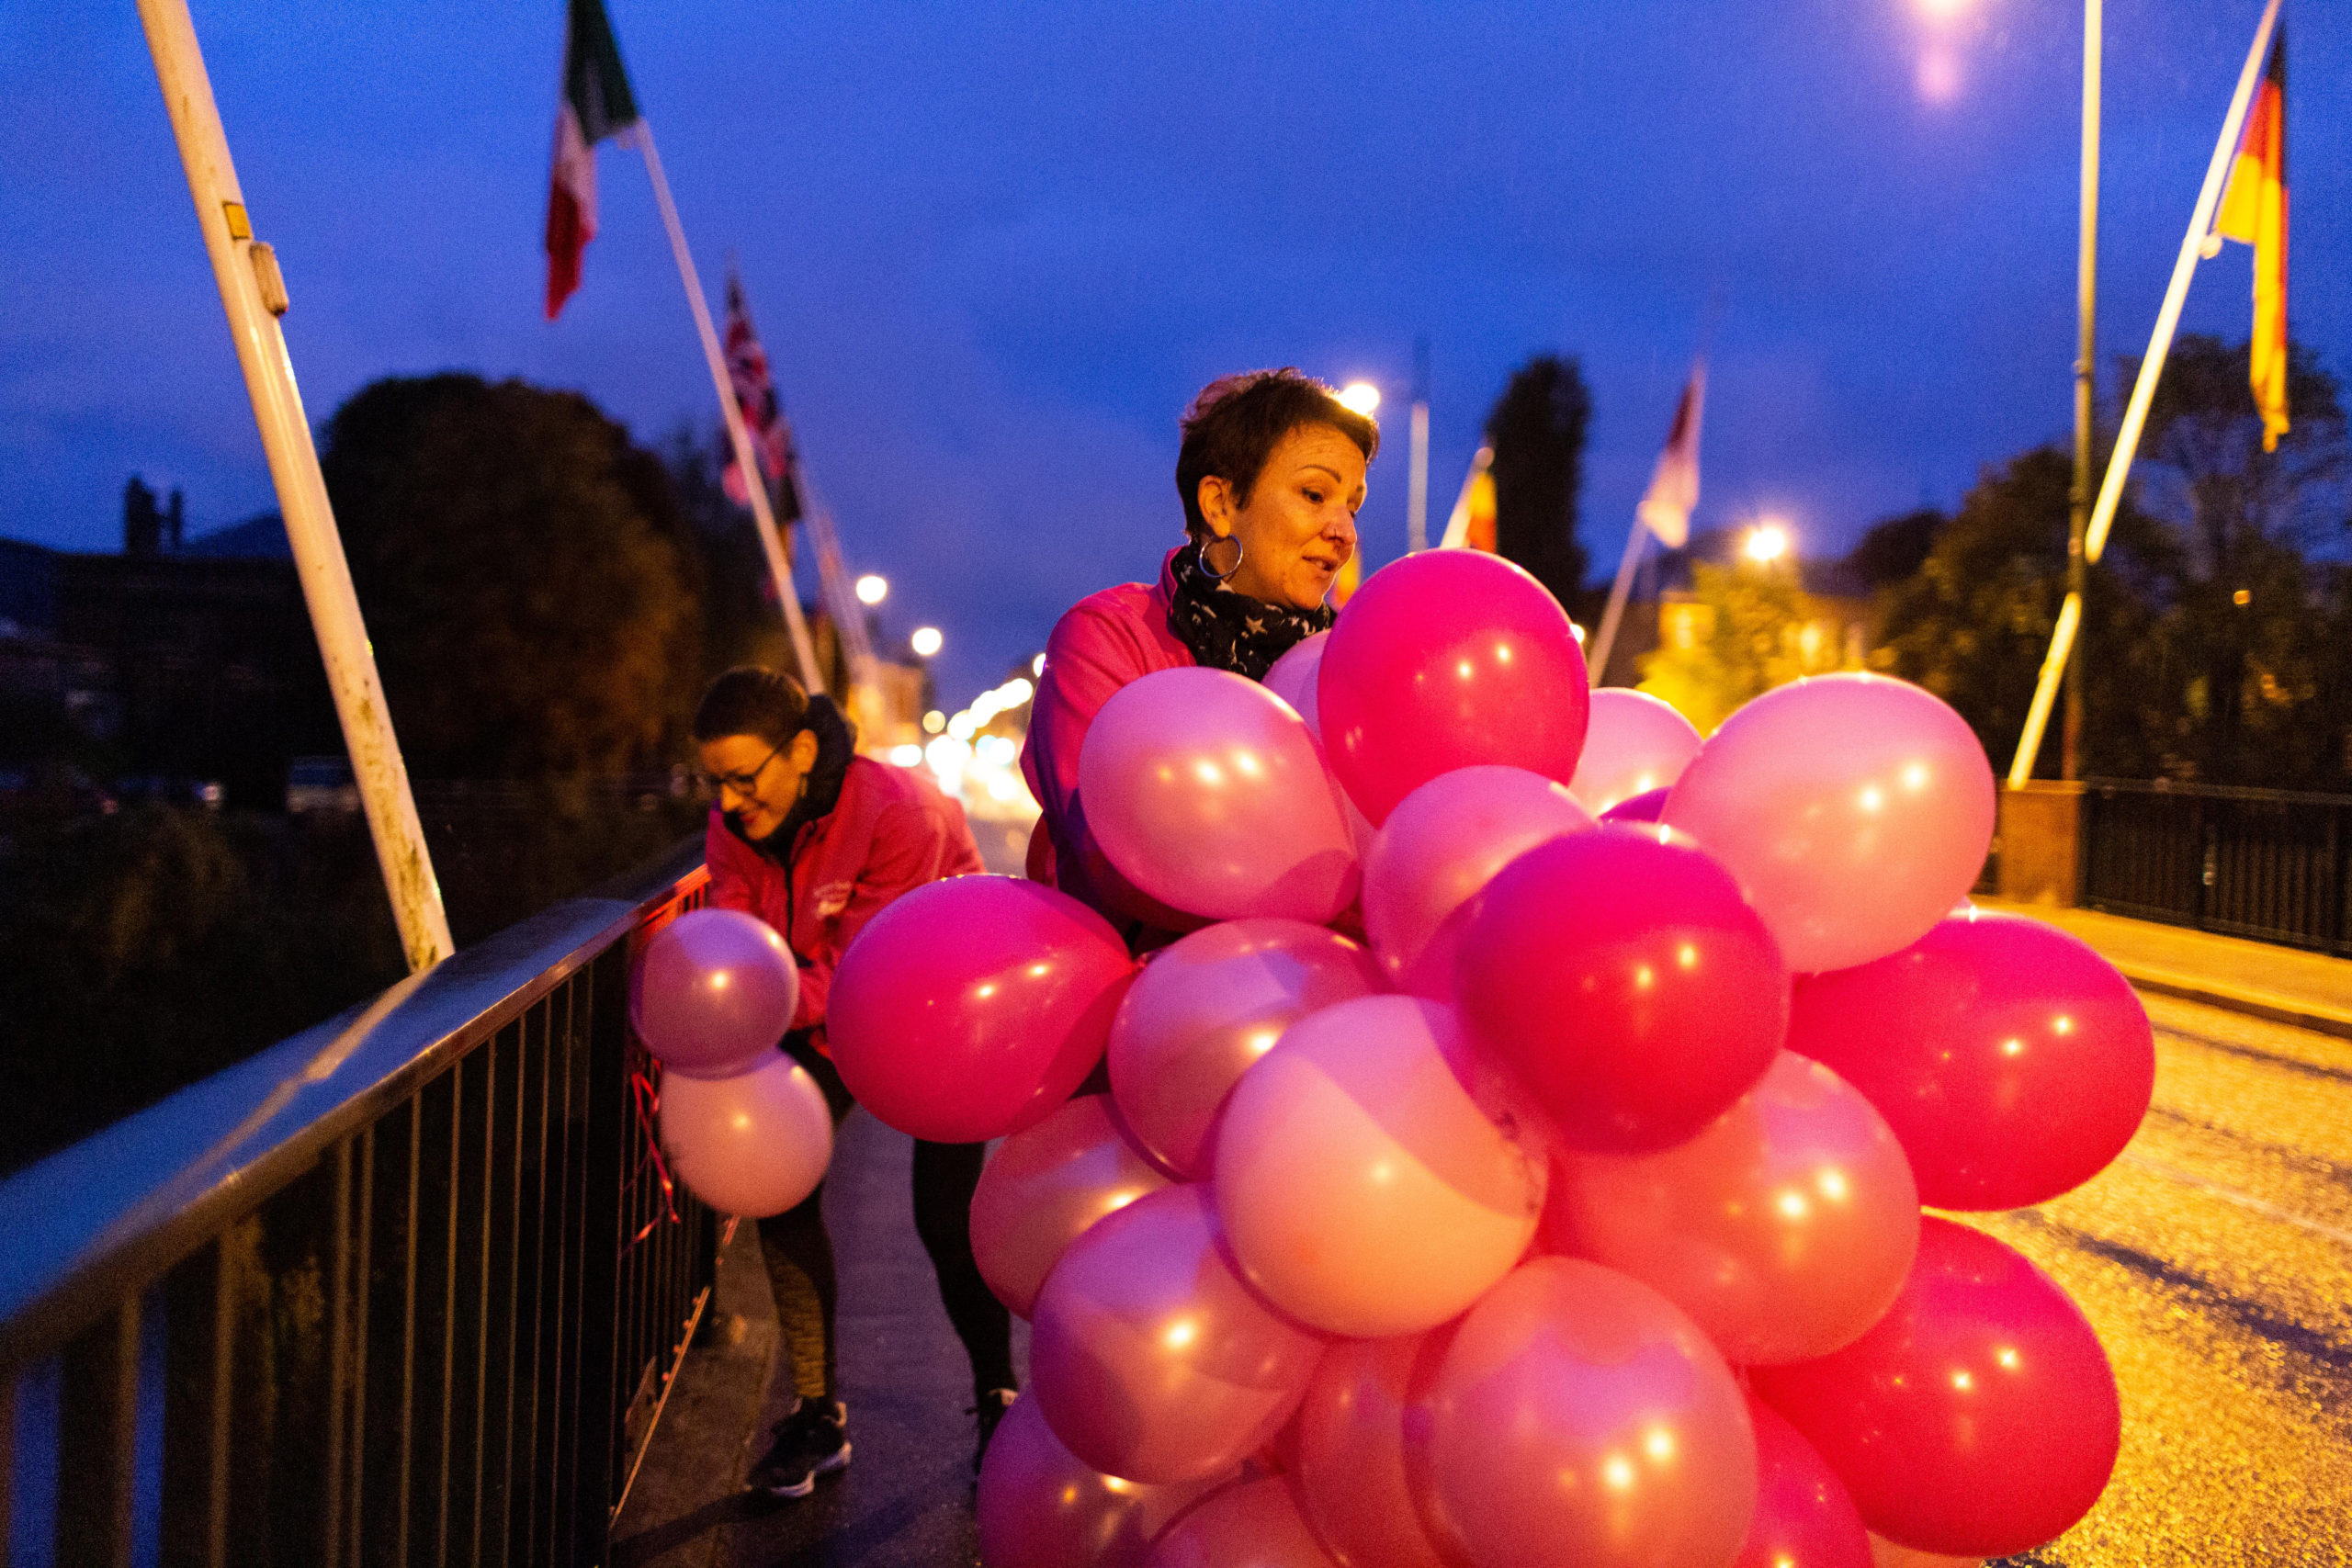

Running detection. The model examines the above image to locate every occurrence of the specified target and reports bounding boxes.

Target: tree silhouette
[1484,355,1592,611]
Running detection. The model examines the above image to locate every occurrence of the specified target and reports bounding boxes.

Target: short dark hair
[693,665,809,746]
[1175,369,1380,540]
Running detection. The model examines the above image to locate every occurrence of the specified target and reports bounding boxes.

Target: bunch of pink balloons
[816,552,2151,1567]
[629,908,834,1218]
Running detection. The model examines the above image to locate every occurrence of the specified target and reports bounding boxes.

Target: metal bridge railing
[2080,779,2352,957]
[1,839,718,1568]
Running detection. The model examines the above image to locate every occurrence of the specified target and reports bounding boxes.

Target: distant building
[0,481,334,808]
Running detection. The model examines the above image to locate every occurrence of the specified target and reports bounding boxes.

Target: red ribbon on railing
[628,1066,681,1248]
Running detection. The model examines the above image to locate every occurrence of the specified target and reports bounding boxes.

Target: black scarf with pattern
[1164,540,1336,682]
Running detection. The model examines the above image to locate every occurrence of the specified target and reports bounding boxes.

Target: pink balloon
[1661,674,1996,975]
[631,908,799,1077]
[1600,784,1671,823]
[1262,631,1329,737]
[1318,551,1591,826]
[1080,667,1360,923]
[1547,1052,1919,1365]
[1216,996,1548,1337]
[656,1051,833,1217]
[1292,1335,1452,1568]
[1733,1395,1873,1568]
[1109,919,1385,1179]
[1414,1257,1758,1568]
[1456,825,1789,1152]
[1146,1476,1339,1568]
[1752,1218,2120,1559]
[1788,909,2153,1211]
[1030,1186,1326,1484]
[1362,766,1594,998]
[1569,689,1703,815]
[978,1393,1231,1568]
[971,1095,1172,1318]
[829,875,1134,1143]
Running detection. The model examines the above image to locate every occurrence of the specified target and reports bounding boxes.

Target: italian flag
[544,0,640,320]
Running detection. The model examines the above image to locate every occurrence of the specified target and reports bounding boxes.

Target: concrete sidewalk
[1975,897,2352,1041]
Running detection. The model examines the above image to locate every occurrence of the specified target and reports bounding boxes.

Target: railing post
[56,1303,141,1568]
[572,943,634,1562]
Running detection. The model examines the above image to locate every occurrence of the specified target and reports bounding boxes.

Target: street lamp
[1744,523,1791,565]
[1336,381,1381,416]
[910,626,943,659]
[855,573,888,605]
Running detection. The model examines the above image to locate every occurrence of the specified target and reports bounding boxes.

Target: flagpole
[1407,337,1430,553]
[1585,521,1648,689]
[632,124,827,696]
[136,0,453,973]
[2007,0,2280,786]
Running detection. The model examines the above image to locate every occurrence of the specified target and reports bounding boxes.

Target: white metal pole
[632,125,827,696]
[135,0,452,972]
[1407,400,1430,553]
[1584,520,1648,689]
[2008,0,2280,786]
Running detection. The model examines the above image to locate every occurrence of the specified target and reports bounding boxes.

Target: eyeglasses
[695,739,786,798]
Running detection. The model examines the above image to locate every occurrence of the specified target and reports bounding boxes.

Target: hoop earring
[1201,534,1244,581]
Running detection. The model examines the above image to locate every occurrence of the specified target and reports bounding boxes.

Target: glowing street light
[910,626,944,659]
[1744,523,1791,565]
[1337,381,1382,416]
[855,573,889,605]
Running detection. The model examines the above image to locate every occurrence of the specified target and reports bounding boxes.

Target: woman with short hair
[1021,367,1377,947]
[693,667,1016,1496]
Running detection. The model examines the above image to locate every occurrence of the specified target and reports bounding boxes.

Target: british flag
[721,273,801,521]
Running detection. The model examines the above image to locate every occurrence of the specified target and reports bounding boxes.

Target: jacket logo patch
[812,882,854,919]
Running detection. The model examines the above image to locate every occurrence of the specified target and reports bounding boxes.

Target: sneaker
[970,1388,1019,1474]
[747,1397,851,1498]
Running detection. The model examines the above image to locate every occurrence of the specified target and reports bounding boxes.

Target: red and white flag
[543,0,640,320]
[1635,363,1705,549]
[721,275,801,518]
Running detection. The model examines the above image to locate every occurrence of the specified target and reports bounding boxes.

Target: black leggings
[755,1035,1014,1404]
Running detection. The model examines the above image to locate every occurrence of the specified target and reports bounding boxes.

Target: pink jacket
[705,754,982,1050]
[1020,547,1210,947]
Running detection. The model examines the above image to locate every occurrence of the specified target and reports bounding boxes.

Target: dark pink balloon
[1362,765,1593,999]
[978,1393,1232,1568]
[1030,1186,1327,1484]
[1752,1218,2120,1560]
[1787,909,2154,1210]
[828,875,1134,1143]
[1456,825,1789,1152]
[1146,1476,1340,1568]
[1661,674,1996,975]
[1108,919,1385,1178]
[1080,667,1361,923]
[1317,551,1590,826]
[1601,785,1672,824]
[1292,1335,1452,1568]
[1414,1257,1758,1568]
[1547,1052,1919,1365]
[1733,1395,1872,1568]
[970,1095,1171,1318]
[631,908,799,1077]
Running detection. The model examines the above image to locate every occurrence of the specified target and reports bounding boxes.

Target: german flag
[2215,26,2288,451]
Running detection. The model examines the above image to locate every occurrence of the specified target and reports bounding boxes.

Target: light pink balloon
[1146,1476,1339,1568]
[1569,689,1704,815]
[1415,1257,1758,1568]
[1662,674,1995,974]
[1216,997,1548,1337]
[656,1051,833,1217]
[1080,667,1360,923]
[631,908,799,1078]
[1293,1336,1452,1568]
[971,1095,1172,1319]
[1263,631,1329,737]
[1363,765,1594,998]
[1318,551,1591,826]
[1030,1186,1327,1484]
[1109,919,1385,1178]
[1547,1052,1920,1365]
[978,1393,1231,1568]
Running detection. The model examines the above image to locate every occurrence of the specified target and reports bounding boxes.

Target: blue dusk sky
[3,2,2346,701]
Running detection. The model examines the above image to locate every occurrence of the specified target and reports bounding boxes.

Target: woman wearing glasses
[692,668,1016,1498]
